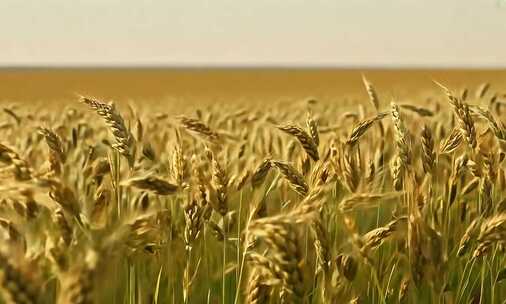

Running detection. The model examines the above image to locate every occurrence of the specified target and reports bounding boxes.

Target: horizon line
[1,63,506,71]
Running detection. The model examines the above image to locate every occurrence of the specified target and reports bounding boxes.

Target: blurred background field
[1,69,505,108]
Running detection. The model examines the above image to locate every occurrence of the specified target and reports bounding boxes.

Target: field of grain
[1,70,506,303]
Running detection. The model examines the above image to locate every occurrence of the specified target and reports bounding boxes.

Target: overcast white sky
[1,0,506,67]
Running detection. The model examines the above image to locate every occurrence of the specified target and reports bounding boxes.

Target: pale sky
[1,0,506,67]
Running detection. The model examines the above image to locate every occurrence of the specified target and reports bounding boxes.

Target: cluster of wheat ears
[0,78,506,304]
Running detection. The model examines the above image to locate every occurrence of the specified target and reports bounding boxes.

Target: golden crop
[0,78,505,303]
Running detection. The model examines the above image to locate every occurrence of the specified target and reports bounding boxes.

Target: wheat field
[1,73,506,303]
